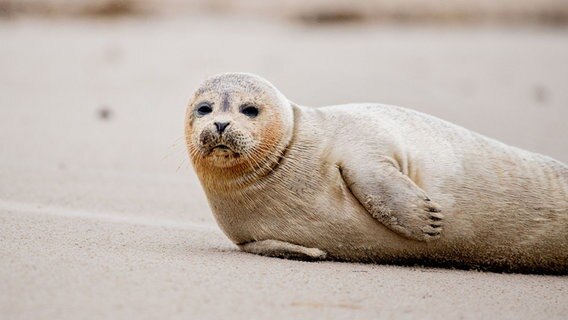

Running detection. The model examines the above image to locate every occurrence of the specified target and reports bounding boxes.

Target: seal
[185,72,568,274]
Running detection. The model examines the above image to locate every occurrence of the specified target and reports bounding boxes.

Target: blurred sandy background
[1,1,567,319]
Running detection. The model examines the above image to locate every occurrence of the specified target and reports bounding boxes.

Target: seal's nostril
[214,122,230,134]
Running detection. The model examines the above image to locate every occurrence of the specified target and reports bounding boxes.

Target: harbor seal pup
[185,72,568,274]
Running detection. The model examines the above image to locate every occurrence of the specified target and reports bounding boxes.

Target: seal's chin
[203,144,243,167]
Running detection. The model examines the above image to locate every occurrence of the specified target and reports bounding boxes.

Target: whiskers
[185,128,291,191]
[163,135,194,172]
[242,135,287,176]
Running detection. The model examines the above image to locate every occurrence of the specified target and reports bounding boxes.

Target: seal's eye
[241,106,259,118]
[196,103,212,116]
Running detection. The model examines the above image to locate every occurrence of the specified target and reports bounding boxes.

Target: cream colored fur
[185,73,568,274]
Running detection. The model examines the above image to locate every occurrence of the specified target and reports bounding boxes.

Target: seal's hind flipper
[238,240,327,261]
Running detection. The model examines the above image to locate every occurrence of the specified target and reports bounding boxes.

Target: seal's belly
[213,168,429,261]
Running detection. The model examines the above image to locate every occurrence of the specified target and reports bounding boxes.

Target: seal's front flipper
[340,156,444,242]
[238,240,327,261]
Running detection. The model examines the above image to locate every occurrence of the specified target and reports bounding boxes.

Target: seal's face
[185,73,293,170]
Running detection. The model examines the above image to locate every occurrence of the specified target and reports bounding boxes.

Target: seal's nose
[214,121,230,134]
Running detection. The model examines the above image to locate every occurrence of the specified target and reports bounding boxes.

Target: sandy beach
[1,14,567,319]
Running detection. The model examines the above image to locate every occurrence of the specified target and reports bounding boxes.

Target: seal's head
[185,73,294,179]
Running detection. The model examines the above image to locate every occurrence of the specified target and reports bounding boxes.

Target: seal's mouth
[207,144,240,158]
[213,144,230,150]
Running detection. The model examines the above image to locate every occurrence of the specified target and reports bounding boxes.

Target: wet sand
[1,16,567,319]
